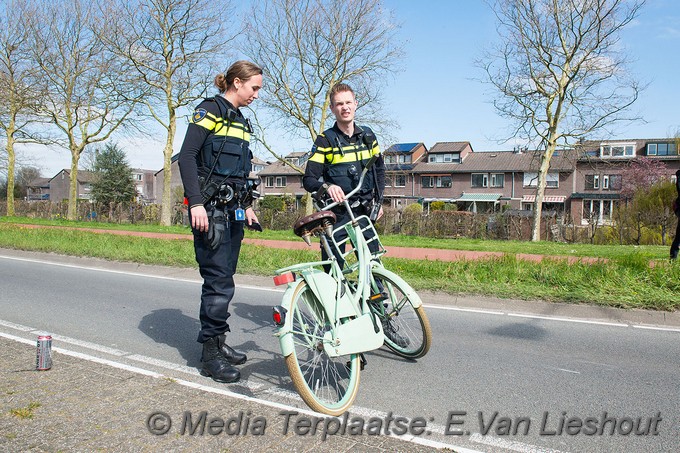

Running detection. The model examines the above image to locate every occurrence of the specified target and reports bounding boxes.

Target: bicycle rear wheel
[372,270,432,358]
[284,280,361,416]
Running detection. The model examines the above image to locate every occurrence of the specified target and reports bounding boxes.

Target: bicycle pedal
[369,292,387,302]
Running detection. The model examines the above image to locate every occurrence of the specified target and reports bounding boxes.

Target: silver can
[36,335,52,370]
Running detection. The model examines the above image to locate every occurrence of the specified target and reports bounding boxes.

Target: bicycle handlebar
[313,154,378,212]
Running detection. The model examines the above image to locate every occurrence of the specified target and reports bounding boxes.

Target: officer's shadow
[138,309,201,367]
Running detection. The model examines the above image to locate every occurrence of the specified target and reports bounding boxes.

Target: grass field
[0,217,678,311]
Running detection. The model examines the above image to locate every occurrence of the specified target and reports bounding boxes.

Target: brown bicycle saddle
[293,210,337,244]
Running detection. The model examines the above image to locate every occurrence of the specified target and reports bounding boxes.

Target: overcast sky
[16,0,680,178]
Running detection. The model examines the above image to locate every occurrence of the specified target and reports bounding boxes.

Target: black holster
[205,208,227,250]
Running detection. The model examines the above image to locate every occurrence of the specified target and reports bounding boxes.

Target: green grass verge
[0,222,678,311]
[2,215,670,259]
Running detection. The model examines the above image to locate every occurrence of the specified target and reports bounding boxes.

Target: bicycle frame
[274,157,385,358]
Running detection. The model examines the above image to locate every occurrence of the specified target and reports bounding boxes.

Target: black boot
[217,334,247,365]
[200,337,240,383]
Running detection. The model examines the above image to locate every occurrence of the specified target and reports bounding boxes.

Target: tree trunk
[159,113,176,226]
[5,134,16,217]
[67,152,80,221]
[530,150,552,241]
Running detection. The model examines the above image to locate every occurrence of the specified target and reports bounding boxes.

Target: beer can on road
[36,335,52,370]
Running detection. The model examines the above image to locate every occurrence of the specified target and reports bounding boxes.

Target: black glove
[204,209,227,250]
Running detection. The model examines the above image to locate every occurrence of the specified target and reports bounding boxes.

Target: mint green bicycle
[272,156,432,415]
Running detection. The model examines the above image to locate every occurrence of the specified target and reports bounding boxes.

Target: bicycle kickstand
[346,353,367,371]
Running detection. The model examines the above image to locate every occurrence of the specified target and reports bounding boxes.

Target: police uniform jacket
[179,96,253,208]
[302,123,385,206]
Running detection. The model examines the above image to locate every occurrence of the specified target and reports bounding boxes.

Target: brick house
[411,142,577,213]
[131,168,156,203]
[571,138,680,224]
[382,142,427,208]
[48,169,95,202]
[257,152,308,207]
[26,177,51,201]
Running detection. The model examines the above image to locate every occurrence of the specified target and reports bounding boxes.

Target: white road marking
[470,433,568,453]
[507,313,627,327]
[632,325,680,333]
[0,254,280,293]
[423,304,505,315]
[50,333,128,356]
[0,319,35,331]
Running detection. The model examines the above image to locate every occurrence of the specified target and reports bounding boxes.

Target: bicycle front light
[272,306,287,326]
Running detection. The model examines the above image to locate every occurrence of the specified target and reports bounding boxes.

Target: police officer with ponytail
[178,60,262,384]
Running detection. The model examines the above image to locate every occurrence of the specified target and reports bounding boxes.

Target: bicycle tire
[371,270,432,359]
[284,280,361,416]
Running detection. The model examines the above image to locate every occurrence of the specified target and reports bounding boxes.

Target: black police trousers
[192,208,245,343]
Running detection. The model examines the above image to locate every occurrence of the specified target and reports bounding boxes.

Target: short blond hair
[328,83,355,106]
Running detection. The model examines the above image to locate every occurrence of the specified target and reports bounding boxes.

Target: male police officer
[302,83,408,347]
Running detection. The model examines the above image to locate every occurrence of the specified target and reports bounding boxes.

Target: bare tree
[0,0,42,215]
[479,0,645,241]
[242,0,403,171]
[29,0,141,220]
[99,0,238,225]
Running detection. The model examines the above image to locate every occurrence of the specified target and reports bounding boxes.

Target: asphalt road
[1,250,678,453]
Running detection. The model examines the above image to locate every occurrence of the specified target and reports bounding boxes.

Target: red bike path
[14,223,604,264]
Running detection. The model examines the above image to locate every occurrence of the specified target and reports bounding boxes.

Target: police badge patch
[192,108,207,123]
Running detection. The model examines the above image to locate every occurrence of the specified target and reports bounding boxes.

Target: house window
[583,199,616,224]
[585,174,600,190]
[609,174,622,190]
[490,173,504,188]
[428,153,460,163]
[602,175,609,190]
[471,173,488,188]
[265,177,274,188]
[600,143,635,158]
[398,155,411,164]
[384,155,396,164]
[384,175,393,187]
[421,176,434,188]
[523,172,559,188]
[275,176,287,187]
[436,176,452,188]
[647,142,677,156]
[394,175,406,187]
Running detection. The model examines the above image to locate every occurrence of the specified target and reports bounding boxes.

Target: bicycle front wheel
[284,280,361,416]
[373,270,432,359]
